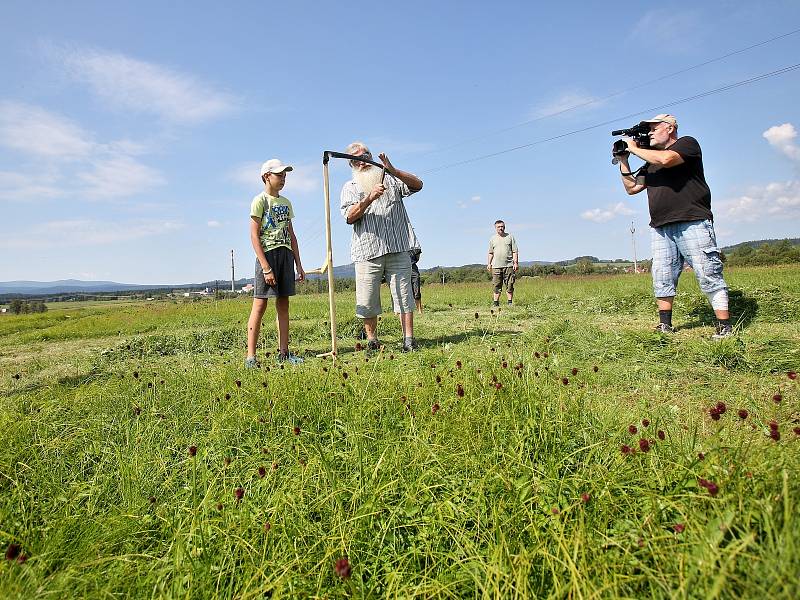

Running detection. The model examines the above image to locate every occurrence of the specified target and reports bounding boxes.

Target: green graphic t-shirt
[250,193,295,252]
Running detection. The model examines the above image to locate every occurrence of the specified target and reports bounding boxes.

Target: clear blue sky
[2,1,799,284]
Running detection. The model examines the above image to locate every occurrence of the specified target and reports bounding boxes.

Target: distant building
[239,283,254,294]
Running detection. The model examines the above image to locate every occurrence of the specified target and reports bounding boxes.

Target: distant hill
[3,238,797,297]
[720,238,800,253]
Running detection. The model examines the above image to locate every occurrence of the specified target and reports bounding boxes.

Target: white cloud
[0,170,65,202]
[207,220,222,228]
[78,155,166,199]
[0,219,185,249]
[630,10,701,47]
[0,101,94,159]
[580,202,635,223]
[228,161,319,195]
[718,180,800,222]
[53,45,238,123]
[530,90,600,119]
[763,123,800,162]
[471,195,481,203]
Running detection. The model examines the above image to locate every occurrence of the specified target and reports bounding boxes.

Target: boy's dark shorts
[254,247,296,299]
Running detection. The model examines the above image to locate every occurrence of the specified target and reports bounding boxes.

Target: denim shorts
[651,219,728,297]
[355,251,414,318]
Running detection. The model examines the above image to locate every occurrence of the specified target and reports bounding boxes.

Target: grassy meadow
[1,265,799,598]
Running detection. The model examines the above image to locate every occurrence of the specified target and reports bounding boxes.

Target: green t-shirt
[488,233,518,267]
[250,192,295,252]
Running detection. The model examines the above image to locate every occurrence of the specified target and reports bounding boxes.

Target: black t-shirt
[644,136,713,228]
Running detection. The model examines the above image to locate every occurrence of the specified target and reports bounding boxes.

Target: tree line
[5,299,48,314]
[724,240,800,267]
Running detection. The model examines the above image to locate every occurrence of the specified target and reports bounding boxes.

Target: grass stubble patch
[0,266,798,598]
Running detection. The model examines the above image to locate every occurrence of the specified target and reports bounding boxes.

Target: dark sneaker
[402,339,419,353]
[492,300,500,307]
[366,339,381,352]
[712,324,733,340]
[507,300,513,306]
[653,323,675,333]
[277,351,304,365]
[244,356,259,369]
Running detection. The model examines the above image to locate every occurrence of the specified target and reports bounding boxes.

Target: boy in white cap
[245,159,306,367]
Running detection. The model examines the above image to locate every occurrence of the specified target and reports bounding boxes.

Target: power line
[422,62,800,174]
[416,27,800,158]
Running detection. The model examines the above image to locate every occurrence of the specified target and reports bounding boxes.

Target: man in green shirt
[487,220,519,307]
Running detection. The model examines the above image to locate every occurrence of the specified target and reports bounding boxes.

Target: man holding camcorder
[615,114,732,338]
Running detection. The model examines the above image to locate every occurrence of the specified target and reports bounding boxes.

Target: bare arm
[250,217,276,285]
[287,220,304,281]
[379,153,423,192]
[487,250,493,271]
[627,138,684,168]
[346,183,385,224]
[512,251,519,272]
[618,154,646,195]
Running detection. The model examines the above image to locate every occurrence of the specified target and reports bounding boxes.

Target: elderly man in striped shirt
[340,141,424,352]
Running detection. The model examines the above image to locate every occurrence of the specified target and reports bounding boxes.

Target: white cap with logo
[260,159,293,178]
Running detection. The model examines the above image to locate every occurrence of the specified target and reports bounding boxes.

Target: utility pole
[630,221,638,273]
[230,249,235,292]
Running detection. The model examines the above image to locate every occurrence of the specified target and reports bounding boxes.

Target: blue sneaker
[277,351,304,365]
[244,356,259,369]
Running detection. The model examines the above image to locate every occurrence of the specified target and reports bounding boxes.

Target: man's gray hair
[345,141,370,156]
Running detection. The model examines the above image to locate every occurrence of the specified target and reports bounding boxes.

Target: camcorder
[611,122,651,164]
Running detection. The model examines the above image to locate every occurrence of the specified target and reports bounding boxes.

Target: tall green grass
[1,266,798,598]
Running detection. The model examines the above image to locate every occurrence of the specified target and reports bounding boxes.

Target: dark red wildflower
[149,495,156,504]
[735,408,748,420]
[698,478,719,496]
[436,375,441,383]
[657,430,666,440]
[355,342,363,351]
[474,312,479,319]
[551,507,560,515]
[133,406,141,416]
[773,393,782,403]
[628,424,637,435]
[641,418,650,428]
[216,502,223,511]
[716,402,727,414]
[502,361,508,369]
[709,408,721,421]
[543,352,549,358]
[264,521,271,532]
[769,420,779,431]
[638,438,651,452]
[673,523,685,533]
[698,452,705,460]
[147,382,153,389]
[342,372,348,379]
[293,426,301,435]
[448,303,453,307]
[5,543,21,561]
[235,380,241,388]
[561,377,569,385]
[432,403,440,415]
[534,352,540,358]
[793,427,800,436]
[571,368,578,376]
[770,429,780,441]
[335,557,351,578]
[234,487,244,502]
[258,466,266,478]
[188,446,197,457]
[494,382,502,390]
[621,444,632,455]
[580,493,590,503]
[133,371,139,379]
[225,393,231,400]
[456,360,462,369]
[788,371,797,380]
[272,461,279,470]
[12,373,21,380]
[593,365,598,372]
[456,384,465,397]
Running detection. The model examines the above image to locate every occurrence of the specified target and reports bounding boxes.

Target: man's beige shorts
[355,252,414,318]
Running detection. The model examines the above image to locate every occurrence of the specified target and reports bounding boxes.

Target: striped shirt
[340,174,418,262]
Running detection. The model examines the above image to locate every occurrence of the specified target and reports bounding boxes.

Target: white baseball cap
[260,159,293,178]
